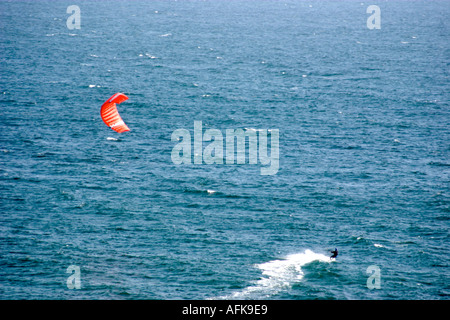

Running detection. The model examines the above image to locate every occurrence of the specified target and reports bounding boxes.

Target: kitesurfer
[330,248,338,259]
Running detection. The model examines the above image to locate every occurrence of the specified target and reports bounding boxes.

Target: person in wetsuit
[330,248,338,259]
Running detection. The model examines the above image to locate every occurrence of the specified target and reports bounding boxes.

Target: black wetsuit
[330,249,338,259]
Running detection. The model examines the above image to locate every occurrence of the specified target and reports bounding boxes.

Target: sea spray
[217,250,331,299]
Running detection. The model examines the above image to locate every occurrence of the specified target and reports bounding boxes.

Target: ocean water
[0,0,449,300]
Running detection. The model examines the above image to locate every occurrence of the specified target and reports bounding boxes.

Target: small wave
[139,53,158,59]
[216,249,331,299]
[428,161,450,167]
[181,188,252,199]
[182,188,220,196]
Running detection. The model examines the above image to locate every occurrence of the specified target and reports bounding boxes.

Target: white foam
[217,249,331,299]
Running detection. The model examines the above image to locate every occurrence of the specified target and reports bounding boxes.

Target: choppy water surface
[0,1,449,299]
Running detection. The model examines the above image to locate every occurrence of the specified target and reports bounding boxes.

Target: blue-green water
[0,0,449,300]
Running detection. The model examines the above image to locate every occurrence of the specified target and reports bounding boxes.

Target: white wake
[217,249,331,299]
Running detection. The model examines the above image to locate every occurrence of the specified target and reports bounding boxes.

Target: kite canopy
[100,93,130,133]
